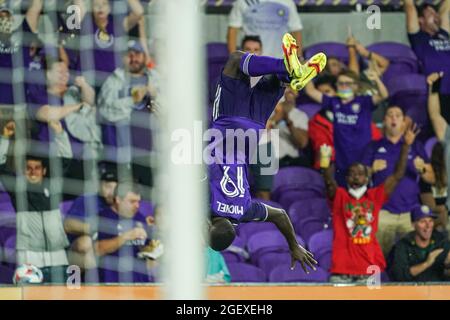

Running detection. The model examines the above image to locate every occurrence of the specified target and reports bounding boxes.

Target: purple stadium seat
[222,251,241,264]
[288,198,331,226]
[0,190,15,218]
[316,250,332,272]
[222,235,249,263]
[307,229,333,257]
[276,189,325,212]
[255,199,283,209]
[247,230,304,264]
[237,222,278,244]
[227,262,267,282]
[297,103,322,119]
[294,216,331,243]
[387,74,431,140]
[271,167,326,206]
[424,136,438,159]
[59,200,74,219]
[269,265,329,282]
[366,42,420,83]
[304,42,348,64]
[3,235,16,265]
[272,167,325,192]
[386,74,427,98]
[0,264,14,284]
[254,251,292,276]
[207,42,228,101]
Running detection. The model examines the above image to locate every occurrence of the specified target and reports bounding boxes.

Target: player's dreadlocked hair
[209,217,236,251]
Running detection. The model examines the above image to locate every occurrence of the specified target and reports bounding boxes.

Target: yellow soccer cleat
[282,33,302,78]
[289,52,327,91]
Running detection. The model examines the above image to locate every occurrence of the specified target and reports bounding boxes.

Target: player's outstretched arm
[265,206,317,273]
[384,123,419,196]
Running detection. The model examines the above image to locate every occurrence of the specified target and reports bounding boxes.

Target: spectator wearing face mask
[308,74,383,171]
[305,70,388,186]
[321,122,420,283]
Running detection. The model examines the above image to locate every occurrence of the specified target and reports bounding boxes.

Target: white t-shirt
[260,107,308,159]
[229,0,303,58]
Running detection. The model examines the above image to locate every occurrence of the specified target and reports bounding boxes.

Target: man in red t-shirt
[320,123,420,283]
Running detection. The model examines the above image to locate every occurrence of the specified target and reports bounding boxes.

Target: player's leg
[223,50,289,79]
[282,33,327,91]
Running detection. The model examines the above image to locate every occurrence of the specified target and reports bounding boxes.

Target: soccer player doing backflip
[207,33,326,273]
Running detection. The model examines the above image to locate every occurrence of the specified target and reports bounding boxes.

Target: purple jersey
[65,14,127,89]
[323,95,375,172]
[65,194,107,243]
[97,207,151,283]
[408,29,450,94]
[211,73,284,127]
[0,19,38,104]
[208,71,283,223]
[361,137,428,214]
[210,72,284,164]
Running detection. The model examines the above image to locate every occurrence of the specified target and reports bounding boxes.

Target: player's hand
[372,159,387,173]
[413,156,426,173]
[2,121,15,138]
[404,122,420,146]
[426,248,444,267]
[426,72,444,87]
[48,120,64,134]
[290,245,318,274]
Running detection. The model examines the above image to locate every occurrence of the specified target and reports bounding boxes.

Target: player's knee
[209,217,236,251]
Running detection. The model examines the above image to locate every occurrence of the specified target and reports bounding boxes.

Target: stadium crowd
[0,0,449,284]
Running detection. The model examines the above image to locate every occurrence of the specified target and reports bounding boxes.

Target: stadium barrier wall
[0,284,450,300]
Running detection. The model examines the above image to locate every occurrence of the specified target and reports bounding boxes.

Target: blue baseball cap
[127,40,145,54]
[411,205,437,223]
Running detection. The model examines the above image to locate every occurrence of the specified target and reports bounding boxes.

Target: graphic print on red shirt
[331,184,388,275]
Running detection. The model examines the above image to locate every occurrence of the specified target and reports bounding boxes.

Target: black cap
[99,164,117,182]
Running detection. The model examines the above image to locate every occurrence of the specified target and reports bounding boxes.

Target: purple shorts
[209,163,268,223]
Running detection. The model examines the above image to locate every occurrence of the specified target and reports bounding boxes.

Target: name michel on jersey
[216,201,244,215]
